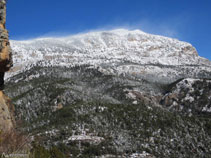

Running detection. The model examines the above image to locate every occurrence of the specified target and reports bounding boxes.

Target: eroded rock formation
[0,0,12,72]
[0,0,14,131]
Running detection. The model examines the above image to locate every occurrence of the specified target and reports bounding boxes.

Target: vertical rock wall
[0,0,14,131]
[0,0,12,72]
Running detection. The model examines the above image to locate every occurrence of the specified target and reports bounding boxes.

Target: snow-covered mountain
[5,29,211,157]
[8,29,211,82]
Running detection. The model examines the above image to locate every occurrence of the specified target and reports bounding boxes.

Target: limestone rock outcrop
[0,0,12,72]
[0,0,14,131]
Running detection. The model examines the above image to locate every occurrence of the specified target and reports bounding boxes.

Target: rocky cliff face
[0,91,15,131]
[0,0,12,72]
[0,0,14,131]
[161,78,211,115]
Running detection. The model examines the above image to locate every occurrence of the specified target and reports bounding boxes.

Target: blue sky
[7,0,211,60]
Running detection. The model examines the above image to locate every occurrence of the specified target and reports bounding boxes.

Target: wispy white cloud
[12,14,190,41]
[90,14,191,40]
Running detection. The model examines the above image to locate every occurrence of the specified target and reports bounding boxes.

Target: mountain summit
[8,29,211,82]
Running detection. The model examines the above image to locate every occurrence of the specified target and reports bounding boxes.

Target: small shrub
[29,143,50,158]
[49,146,65,158]
[29,142,65,158]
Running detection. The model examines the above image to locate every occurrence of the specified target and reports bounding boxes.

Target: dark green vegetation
[5,66,165,122]
[5,66,211,157]
[32,101,211,157]
[29,142,65,158]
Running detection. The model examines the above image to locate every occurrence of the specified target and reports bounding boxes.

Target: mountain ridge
[10,29,210,65]
[6,29,211,85]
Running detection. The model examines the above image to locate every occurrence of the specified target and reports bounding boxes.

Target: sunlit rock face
[0,0,14,131]
[0,0,12,72]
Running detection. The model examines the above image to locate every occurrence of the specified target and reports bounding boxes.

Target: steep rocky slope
[4,29,211,157]
[161,78,211,115]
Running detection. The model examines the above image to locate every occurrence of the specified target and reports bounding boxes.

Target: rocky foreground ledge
[0,91,14,131]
